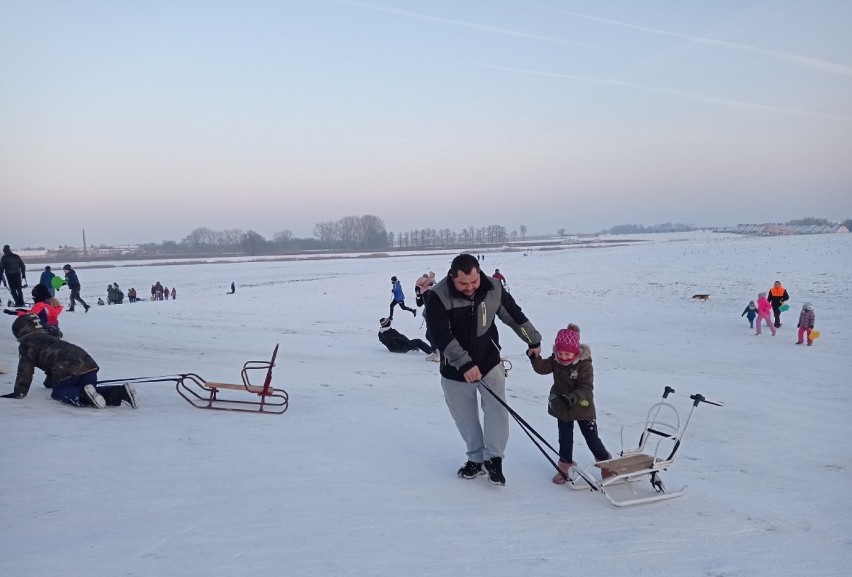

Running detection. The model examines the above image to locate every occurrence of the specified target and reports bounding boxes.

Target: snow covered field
[1,231,850,577]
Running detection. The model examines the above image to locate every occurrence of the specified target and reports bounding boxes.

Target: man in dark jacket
[0,244,27,307]
[425,253,541,486]
[377,317,433,354]
[1,314,136,408]
[62,264,90,312]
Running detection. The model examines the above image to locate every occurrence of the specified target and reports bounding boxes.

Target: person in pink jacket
[755,292,776,336]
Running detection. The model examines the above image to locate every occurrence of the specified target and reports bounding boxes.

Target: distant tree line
[601,223,696,235]
[118,216,528,257]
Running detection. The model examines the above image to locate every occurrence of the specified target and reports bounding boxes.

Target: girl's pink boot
[552,460,576,485]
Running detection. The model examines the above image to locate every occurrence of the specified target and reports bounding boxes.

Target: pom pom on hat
[554,323,580,355]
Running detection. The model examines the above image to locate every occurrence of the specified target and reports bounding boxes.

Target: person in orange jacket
[768,280,789,328]
[4,284,64,338]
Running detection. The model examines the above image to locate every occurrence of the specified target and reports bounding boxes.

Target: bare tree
[520,225,527,240]
[273,229,293,242]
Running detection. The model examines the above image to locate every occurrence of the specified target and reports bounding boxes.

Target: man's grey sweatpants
[441,364,508,463]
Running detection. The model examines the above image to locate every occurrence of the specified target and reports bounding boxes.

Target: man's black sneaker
[457,461,484,479]
[484,457,506,485]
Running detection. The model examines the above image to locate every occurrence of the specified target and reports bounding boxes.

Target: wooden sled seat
[176,344,289,414]
[594,453,660,477]
[567,388,722,506]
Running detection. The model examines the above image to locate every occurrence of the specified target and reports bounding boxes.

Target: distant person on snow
[389,276,416,319]
[768,280,789,328]
[377,317,434,355]
[414,272,435,308]
[170,287,176,300]
[4,283,64,338]
[415,271,439,361]
[796,302,816,346]
[228,282,235,294]
[1,314,137,409]
[40,266,58,297]
[0,244,27,307]
[62,264,90,312]
[528,324,614,484]
[741,300,757,329]
[755,292,776,336]
[492,269,507,290]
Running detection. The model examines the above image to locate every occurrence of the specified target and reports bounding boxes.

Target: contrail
[520,1,852,77]
[459,60,852,121]
[335,0,593,49]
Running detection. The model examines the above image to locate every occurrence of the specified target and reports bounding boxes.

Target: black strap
[479,381,598,490]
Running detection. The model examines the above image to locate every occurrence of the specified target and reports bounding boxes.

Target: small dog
[692,294,710,301]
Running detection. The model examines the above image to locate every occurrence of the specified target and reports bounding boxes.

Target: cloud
[456,60,852,121]
[522,2,852,78]
[336,0,592,48]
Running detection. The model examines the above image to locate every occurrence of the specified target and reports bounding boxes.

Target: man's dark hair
[449,253,480,277]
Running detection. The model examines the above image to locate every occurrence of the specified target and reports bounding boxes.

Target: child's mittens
[549,393,578,408]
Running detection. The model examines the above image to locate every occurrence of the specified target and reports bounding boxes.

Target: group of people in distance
[378,254,612,487]
[742,280,817,345]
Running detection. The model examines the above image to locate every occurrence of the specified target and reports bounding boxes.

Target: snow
[2,231,850,577]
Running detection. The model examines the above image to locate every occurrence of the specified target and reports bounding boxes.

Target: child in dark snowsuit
[742,301,757,328]
[528,324,613,484]
[377,318,433,354]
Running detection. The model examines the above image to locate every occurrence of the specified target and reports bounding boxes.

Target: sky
[1,1,851,249]
[1,231,850,576]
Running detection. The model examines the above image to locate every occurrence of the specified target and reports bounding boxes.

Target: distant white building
[731,223,848,236]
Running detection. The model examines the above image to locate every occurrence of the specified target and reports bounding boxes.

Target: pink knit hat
[554,324,580,356]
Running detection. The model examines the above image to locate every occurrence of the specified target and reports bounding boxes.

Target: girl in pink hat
[528,324,613,484]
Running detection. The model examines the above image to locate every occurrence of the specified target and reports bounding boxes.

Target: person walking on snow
[62,264,90,312]
[40,266,58,297]
[425,253,541,486]
[492,269,507,289]
[1,314,137,408]
[768,280,789,328]
[796,302,816,346]
[528,324,614,484]
[0,244,27,307]
[741,300,757,329]
[755,292,776,336]
[389,276,416,319]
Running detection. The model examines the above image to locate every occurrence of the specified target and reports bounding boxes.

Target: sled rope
[479,381,598,490]
[96,373,187,385]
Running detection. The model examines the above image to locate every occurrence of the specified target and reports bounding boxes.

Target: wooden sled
[568,386,722,506]
[176,344,289,414]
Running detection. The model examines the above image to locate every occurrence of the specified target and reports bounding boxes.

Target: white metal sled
[567,386,722,506]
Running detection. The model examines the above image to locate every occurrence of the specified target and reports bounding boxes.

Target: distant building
[728,223,848,236]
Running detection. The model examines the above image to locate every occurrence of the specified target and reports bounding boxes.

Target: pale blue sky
[2,0,851,248]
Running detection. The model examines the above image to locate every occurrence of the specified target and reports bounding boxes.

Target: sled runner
[568,386,722,506]
[176,344,289,414]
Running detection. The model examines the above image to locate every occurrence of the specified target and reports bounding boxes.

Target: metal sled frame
[568,387,721,506]
[176,344,289,414]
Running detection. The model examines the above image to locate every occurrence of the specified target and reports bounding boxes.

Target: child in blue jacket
[741,301,757,328]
